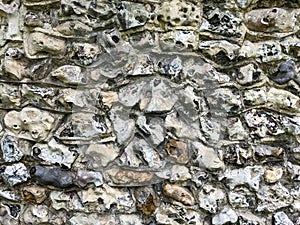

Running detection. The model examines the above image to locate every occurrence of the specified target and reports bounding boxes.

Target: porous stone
[155,0,202,28]
[4,107,55,141]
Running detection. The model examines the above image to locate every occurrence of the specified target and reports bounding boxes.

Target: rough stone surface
[0,0,300,224]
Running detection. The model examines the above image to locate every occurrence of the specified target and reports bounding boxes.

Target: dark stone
[271,60,296,84]
[31,165,73,188]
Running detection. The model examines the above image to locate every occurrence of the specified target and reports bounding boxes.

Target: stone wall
[0,0,300,224]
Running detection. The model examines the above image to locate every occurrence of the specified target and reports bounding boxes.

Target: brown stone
[163,183,195,206]
[166,139,189,164]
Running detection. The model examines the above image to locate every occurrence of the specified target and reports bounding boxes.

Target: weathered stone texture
[0,0,300,224]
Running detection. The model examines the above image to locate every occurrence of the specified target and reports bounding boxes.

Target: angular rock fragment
[166,111,201,140]
[198,184,226,213]
[192,142,225,171]
[50,190,83,211]
[166,139,189,164]
[1,135,23,162]
[2,163,30,186]
[57,113,112,141]
[119,137,164,169]
[267,88,300,113]
[237,212,267,225]
[273,211,294,225]
[51,65,86,85]
[0,189,20,202]
[117,1,150,30]
[199,40,240,61]
[25,32,66,57]
[110,107,135,145]
[136,116,165,146]
[144,78,178,112]
[3,48,29,80]
[226,117,248,141]
[22,204,66,225]
[22,186,48,204]
[219,166,264,191]
[200,8,246,44]
[254,145,285,163]
[32,138,77,168]
[155,203,203,225]
[287,162,300,181]
[0,84,20,107]
[228,187,256,209]
[244,110,284,137]
[205,88,242,115]
[134,187,159,215]
[0,203,21,219]
[63,185,135,213]
[212,207,238,225]
[256,183,292,212]
[159,31,199,51]
[237,63,263,85]
[239,40,282,62]
[118,81,147,107]
[85,143,119,168]
[68,43,101,65]
[55,21,93,36]
[31,165,73,188]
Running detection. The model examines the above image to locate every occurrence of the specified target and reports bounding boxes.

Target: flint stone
[1,135,23,162]
[212,207,238,225]
[256,183,293,212]
[192,142,225,171]
[2,163,30,186]
[31,165,73,188]
[273,211,294,225]
[219,166,264,191]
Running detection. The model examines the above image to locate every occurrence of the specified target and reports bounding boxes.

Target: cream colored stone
[264,167,283,183]
[26,32,66,56]
[163,184,195,205]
